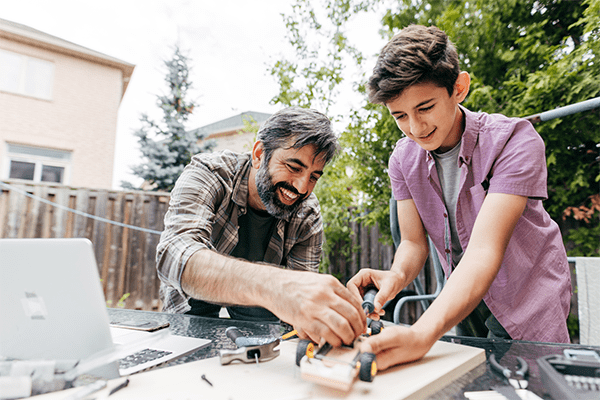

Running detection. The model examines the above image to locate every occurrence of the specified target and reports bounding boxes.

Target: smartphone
[109,319,170,332]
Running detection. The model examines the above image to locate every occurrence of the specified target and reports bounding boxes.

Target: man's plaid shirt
[156,150,324,314]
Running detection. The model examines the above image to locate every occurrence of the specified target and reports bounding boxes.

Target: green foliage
[271,0,600,266]
[241,115,261,145]
[562,194,600,256]
[124,46,215,191]
[270,0,371,113]
[106,291,130,308]
[567,313,579,342]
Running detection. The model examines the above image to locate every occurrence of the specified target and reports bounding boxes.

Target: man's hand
[360,324,434,370]
[182,250,366,347]
[346,269,405,320]
[269,270,366,347]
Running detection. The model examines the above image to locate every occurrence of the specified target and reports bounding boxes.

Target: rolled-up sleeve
[156,160,224,313]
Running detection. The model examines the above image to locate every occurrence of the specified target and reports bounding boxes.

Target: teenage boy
[347,25,571,370]
[157,107,366,347]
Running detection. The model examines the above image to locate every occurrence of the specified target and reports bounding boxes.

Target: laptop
[0,238,210,378]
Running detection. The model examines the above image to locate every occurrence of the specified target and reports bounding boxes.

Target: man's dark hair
[367,25,460,105]
[257,106,339,165]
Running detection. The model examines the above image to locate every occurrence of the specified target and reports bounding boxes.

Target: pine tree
[124,46,214,191]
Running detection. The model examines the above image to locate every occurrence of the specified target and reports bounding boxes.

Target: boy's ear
[251,141,264,169]
[454,71,471,102]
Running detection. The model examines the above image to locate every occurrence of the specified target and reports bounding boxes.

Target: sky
[3,0,385,189]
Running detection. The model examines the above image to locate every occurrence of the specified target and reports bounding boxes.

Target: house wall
[206,130,255,154]
[0,37,123,189]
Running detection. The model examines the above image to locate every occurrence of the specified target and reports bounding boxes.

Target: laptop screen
[0,238,115,365]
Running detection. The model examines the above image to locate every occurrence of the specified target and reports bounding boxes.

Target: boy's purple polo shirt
[388,105,571,343]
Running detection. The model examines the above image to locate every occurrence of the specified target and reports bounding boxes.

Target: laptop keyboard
[119,348,173,370]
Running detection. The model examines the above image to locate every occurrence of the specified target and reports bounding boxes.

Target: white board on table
[34,338,485,400]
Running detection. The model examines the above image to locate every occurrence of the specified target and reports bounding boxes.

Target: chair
[389,198,446,324]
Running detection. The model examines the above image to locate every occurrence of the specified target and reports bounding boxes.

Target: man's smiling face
[254,143,325,219]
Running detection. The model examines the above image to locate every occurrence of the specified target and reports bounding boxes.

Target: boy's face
[386,76,468,153]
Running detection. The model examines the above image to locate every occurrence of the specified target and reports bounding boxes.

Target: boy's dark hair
[257,106,339,165]
[367,25,460,104]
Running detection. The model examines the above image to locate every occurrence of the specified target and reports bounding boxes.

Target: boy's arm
[390,199,431,287]
[361,192,527,369]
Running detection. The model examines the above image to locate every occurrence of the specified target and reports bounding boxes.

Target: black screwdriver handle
[362,288,378,314]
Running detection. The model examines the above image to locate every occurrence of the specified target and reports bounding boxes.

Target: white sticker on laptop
[21,292,48,320]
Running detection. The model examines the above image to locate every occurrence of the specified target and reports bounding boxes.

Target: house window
[0,49,54,100]
[5,144,71,184]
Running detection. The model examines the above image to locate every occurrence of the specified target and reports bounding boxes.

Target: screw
[201,374,213,387]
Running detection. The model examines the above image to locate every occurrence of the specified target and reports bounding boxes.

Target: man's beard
[255,162,306,219]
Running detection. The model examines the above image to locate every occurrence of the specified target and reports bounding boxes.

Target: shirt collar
[231,153,252,212]
[425,105,477,166]
[458,105,478,167]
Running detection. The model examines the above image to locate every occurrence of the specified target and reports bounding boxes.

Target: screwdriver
[362,288,378,315]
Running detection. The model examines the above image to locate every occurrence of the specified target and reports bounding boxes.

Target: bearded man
[156,107,365,347]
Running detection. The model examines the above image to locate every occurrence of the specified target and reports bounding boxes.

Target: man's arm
[182,249,366,347]
[360,193,527,369]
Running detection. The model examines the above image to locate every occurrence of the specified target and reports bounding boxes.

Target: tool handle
[489,354,512,379]
[515,356,529,379]
[225,326,244,344]
[362,289,378,314]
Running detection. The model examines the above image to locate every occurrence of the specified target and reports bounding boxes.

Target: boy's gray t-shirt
[432,141,463,267]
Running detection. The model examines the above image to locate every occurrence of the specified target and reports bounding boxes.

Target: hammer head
[219,338,281,365]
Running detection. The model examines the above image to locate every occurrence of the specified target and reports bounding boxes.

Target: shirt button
[445,249,451,254]
[443,213,448,218]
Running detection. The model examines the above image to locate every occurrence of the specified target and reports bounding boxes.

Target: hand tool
[362,288,378,315]
[108,378,129,397]
[219,327,280,365]
[225,326,278,348]
[362,288,384,334]
[281,329,299,340]
[489,354,529,389]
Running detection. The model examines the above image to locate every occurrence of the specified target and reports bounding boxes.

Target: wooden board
[35,339,485,400]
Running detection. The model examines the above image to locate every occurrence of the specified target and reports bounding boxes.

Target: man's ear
[251,141,264,169]
[454,71,471,103]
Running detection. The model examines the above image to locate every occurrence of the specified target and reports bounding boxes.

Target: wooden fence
[0,180,169,311]
[326,220,395,283]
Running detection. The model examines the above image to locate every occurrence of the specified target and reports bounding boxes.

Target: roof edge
[0,18,135,97]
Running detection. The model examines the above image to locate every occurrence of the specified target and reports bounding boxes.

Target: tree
[123,46,214,191]
[271,0,600,266]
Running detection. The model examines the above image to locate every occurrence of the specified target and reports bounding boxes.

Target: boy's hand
[359,324,434,370]
[346,269,405,320]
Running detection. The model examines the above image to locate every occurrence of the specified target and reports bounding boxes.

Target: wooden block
[34,339,485,400]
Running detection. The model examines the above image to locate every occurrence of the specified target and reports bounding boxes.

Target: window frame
[3,143,71,185]
[0,49,55,100]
